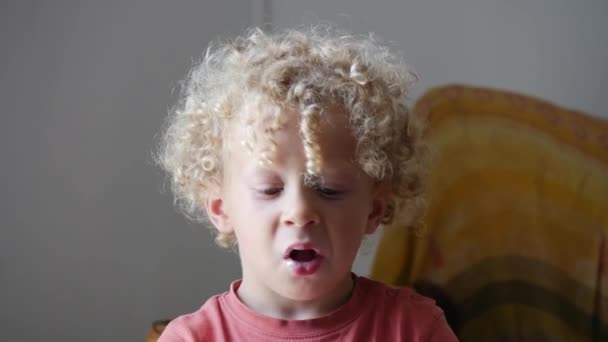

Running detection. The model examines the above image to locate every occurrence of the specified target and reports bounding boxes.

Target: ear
[204,196,233,234]
[365,182,390,234]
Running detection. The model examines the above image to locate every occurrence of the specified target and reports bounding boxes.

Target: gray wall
[1,1,606,341]
[1,1,249,340]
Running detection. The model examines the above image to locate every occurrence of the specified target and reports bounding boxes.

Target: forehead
[226,104,358,169]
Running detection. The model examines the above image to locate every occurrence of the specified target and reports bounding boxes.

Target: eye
[258,187,283,196]
[315,186,342,199]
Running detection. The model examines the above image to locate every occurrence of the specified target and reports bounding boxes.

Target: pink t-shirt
[159,276,458,341]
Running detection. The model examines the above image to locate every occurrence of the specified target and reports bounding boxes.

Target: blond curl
[154,25,427,247]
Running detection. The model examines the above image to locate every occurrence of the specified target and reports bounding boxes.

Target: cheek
[337,194,373,218]
[326,201,371,233]
[229,195,279,236]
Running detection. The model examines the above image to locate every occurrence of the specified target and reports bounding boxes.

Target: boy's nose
[282,189,320,228]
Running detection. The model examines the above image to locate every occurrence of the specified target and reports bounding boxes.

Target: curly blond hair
[155,25,428,247]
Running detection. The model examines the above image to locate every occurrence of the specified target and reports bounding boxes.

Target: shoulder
[359,277,441,314]
[357,277,457,341]
[157,295,225,342]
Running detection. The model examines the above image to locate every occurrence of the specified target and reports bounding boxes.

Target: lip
[283,242,324,276]
[283,242,322,259]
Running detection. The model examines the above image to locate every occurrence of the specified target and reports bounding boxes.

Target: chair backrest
[371,84,608,341]
[145,320,170,342]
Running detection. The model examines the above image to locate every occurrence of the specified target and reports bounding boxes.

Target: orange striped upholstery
[371,85,608,341]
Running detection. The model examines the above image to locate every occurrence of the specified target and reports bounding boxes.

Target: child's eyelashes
[259,187,283,196]
[252,185,346,200]
[314,186,344,199]
[250,185,283,198]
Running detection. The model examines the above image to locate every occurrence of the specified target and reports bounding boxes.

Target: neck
[236,273,355,320]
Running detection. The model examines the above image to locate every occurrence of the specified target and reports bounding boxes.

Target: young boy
[155,26,457,341]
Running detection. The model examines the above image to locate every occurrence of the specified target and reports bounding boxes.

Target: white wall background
[1,1,606,341]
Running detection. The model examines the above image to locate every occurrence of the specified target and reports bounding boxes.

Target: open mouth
[284,243,321,260]
[283,244,323,276]
[288,249,318,262]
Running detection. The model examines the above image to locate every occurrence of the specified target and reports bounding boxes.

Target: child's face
[207,106,387,308]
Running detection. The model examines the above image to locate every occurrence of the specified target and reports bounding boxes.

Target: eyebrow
[320,162,359,178]
[243,160,360,181]
[243,166,278,180]
[313,166,360,185]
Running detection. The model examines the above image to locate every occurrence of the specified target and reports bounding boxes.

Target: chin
[276,279,322,299]
[283,276,344,301]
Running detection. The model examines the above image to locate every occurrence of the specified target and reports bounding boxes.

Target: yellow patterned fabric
[371,85,608,341]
